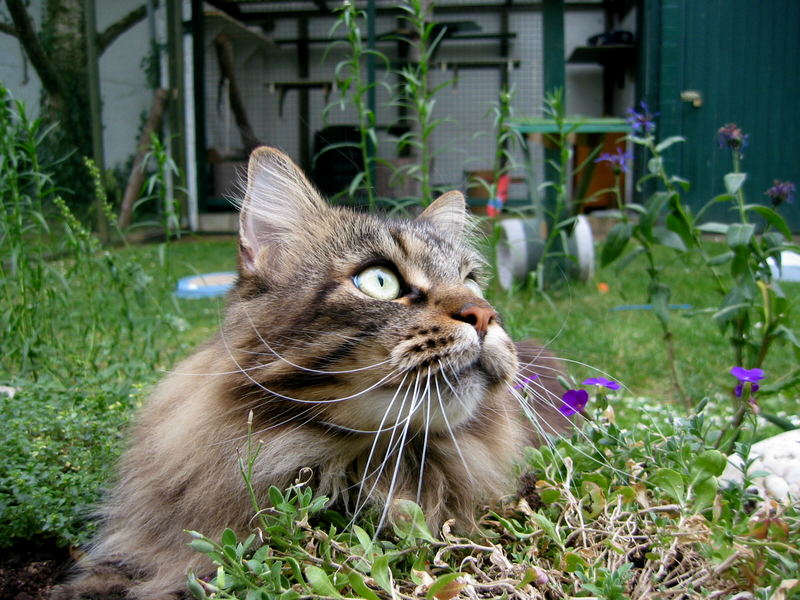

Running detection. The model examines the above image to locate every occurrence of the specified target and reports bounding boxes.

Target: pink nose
[453,303,496,336]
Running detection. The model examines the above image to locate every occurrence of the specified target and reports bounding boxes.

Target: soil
[0,538,74,600]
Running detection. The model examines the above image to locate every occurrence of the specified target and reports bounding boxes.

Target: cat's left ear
[417,191,467,238]
[238,146,328,275]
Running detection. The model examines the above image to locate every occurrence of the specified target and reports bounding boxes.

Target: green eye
[354,266,401,300]
[464,277,483,298]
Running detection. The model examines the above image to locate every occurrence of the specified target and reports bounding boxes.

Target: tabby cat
[53,147,569,599]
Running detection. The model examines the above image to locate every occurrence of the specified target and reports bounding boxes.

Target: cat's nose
[452,303,497,337]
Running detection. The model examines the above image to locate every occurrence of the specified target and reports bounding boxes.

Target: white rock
[720,429,800,503]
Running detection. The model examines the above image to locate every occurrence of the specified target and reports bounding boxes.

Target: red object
[486,173,510,217]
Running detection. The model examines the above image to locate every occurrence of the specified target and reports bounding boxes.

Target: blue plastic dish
[175,272,237,299]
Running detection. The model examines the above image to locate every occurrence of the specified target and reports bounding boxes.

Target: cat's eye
[354,266,401,300]
[464,277,484,298]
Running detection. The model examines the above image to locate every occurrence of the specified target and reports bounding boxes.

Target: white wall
[96,1,152,171]
[0,1,151,171]
[0,3,43,113]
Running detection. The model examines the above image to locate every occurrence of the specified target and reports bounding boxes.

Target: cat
[52,146,570,600]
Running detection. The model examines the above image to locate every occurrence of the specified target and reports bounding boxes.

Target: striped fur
[52,147,568,600]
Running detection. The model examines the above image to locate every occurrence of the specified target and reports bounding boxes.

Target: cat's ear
[238,146,327,274]
[417,190,467,237]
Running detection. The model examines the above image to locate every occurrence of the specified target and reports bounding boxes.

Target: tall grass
[0,86,197,547]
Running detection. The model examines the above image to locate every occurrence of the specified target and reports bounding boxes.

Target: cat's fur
[52,147,569,600]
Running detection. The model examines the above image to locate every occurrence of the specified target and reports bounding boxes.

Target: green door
[644,0,800,230]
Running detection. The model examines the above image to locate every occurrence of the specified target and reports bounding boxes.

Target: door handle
[680,90,703,108]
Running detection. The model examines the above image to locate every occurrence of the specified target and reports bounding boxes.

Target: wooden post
[214,33,261,153]
[118,89,169,229]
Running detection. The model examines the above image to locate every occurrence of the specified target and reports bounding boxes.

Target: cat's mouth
[389,323,517,388]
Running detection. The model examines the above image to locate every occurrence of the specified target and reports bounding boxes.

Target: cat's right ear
[238,146,327,275]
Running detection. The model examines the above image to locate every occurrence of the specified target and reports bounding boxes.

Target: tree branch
[97,3,147,55]
[5,0,66,104]
[0,20,18,37]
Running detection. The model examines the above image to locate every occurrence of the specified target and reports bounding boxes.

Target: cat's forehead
[330,210,481,282]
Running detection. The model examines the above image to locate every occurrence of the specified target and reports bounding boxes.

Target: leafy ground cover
[1,234,799,599]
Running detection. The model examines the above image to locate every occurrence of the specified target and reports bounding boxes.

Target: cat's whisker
[211,406,319,447]
[375,371,421,533]
[350,372,416,527]
[228,341,401,406]
[238,306,391,375]
[433,375,476,487]
[416,366,433,505]
[507,384,639,482]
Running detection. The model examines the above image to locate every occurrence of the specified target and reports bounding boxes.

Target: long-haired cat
[53,147,569,599]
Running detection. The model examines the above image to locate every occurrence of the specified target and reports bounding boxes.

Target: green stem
[715,384,753,454]
[732,151,748,223]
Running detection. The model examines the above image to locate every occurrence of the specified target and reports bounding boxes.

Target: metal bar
[191,0,207,217]
[367,0,377,195]
[84,0,108,242]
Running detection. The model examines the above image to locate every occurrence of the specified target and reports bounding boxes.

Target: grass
[1,232,799,598]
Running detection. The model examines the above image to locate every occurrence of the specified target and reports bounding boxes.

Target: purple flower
[582,377,621,391]
[731,366,765,397]
[626,102,657,135]
[559,389,589,416]
[514,374,539,390]
[717,123,749,152]
[594,148,633,174]
[765,180,796,208]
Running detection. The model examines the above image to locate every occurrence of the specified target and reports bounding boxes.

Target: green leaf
[305,565,345,599]
[540,487,562,504]
[666,212,694,249]
[426,572,465,600]
[268,486,284,508]
[706,251,734,266]
[371,554,394,595]
[640,192,670,241]
[580,481,606,519]
[348,171,366,198]
[601,221,633,267]
[655,135,685,152]
[653,226,687,252]
[726,223,755,248]
[691,477,718,513]
[610,486,636,504]
[647,156,662,175]
[348,571,382,600]
[776,325,800,349]
[562,551,588,572]
[744,204,793,240]
[221,528,237,548]
[697,222,730,235]
[692,450,728,478]
[531,512,564,549]
[724,172,747,195]
[648,281,672,326]
[669,175,691,191]
[391,499,435,542]
[650,468,685,503]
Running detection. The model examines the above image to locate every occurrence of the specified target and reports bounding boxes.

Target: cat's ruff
[52,147,570,600]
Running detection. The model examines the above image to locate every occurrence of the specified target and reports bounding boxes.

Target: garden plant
[1,18,799,600]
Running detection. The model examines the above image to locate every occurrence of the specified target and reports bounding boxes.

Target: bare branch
[5,0,66,104]
[0,20,18,37]
[97,3,147,54]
